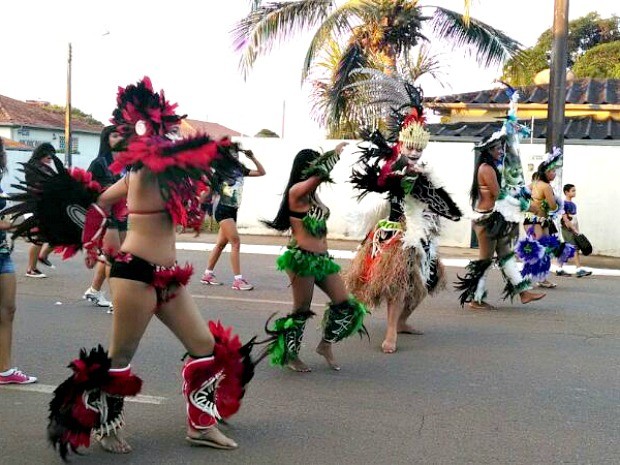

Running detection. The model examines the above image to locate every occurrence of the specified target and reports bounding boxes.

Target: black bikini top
[289,193,330,237]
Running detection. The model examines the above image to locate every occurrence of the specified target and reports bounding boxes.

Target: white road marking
[177,242,620,277]
[0,383,166,405]
[192,293,325,308]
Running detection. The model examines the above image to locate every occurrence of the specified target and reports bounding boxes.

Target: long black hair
[96,125,118,164]
[28,142,56,165]
[262,149,320,231]
[535,162,552,184]
[470,147,501,209]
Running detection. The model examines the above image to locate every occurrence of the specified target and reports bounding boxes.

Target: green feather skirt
[276,246,340,282]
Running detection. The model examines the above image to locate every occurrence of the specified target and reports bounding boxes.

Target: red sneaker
[200,272,222,286]
[232,278,253,291]
[0,368,38,384]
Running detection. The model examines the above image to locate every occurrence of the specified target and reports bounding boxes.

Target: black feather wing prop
[2,163,101,248]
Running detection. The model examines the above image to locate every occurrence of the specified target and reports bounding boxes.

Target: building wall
[5,126,100,162]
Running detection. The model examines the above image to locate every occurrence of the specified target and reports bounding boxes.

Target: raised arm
[288,142,348,206]
[240,149,266,177]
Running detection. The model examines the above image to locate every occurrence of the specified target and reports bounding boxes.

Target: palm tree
[233,0,520,135]
[310,43,445,138]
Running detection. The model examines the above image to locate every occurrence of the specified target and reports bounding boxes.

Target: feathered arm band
[302,150,340,183]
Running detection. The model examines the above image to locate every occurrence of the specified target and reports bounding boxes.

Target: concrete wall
[232,137,620,257]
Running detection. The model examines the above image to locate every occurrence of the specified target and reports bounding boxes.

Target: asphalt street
[1,238,619,465]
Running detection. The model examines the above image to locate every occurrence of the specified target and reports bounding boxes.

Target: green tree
[573,41,620,79]
[502,12,620,85]
[41,104,103,126]
[255,128,280,137]
[234,0,520,137]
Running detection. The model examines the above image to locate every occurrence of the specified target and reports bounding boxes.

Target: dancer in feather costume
[2,77,263,458]
[343,70,462,353]
[455,86,546,309]
[517,148,575,287]
[262,142,369,372]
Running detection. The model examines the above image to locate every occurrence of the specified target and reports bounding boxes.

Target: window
[58,136,79,154]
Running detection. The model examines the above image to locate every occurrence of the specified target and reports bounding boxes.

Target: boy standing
[557,184,592,277]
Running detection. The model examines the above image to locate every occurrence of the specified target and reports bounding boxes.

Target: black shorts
[201,202,213,216]
[110,253,154,285]
[214,204,238,222]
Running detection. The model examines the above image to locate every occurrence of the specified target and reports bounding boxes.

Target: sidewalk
[178,232,620,271]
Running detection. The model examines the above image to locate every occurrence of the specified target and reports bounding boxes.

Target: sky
[1,1,617,139]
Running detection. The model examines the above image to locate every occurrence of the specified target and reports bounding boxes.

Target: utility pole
[546,0,569,154]
[281,100,286,139]
[65,43,73,167]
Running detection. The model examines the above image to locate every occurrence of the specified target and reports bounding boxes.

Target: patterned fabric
[264,310,315,367]
[214,164,250,208]
[322,297,369,344]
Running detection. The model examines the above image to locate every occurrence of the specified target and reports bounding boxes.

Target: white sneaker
[25,269,47,278]
[83,287,112,307]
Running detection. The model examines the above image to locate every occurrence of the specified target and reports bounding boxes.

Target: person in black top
[199,147,265,290]
[83,126,125,310]
[25,143,59,278]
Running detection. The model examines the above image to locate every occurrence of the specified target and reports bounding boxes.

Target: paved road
[1,239,619,465]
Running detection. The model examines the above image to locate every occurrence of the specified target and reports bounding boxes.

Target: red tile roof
[0,95,103,133]
[0,137,31,150]
[180,119,243,139]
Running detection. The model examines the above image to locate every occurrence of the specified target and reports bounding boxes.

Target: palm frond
[232,0,336,79]
[301,0,370,83]
[402,44,445,83]
[379,0,428,56]
[330,42,370,122]
[429,6,522,67]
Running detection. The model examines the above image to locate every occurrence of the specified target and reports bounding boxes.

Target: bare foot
[520,290,546,304]
[468,301,496,310]
[186,426,238,450]
[98,431,132,454]
[397,323,424,335]
[316,341,341,371]
[381,339,397,354]
[286,358,311,373]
